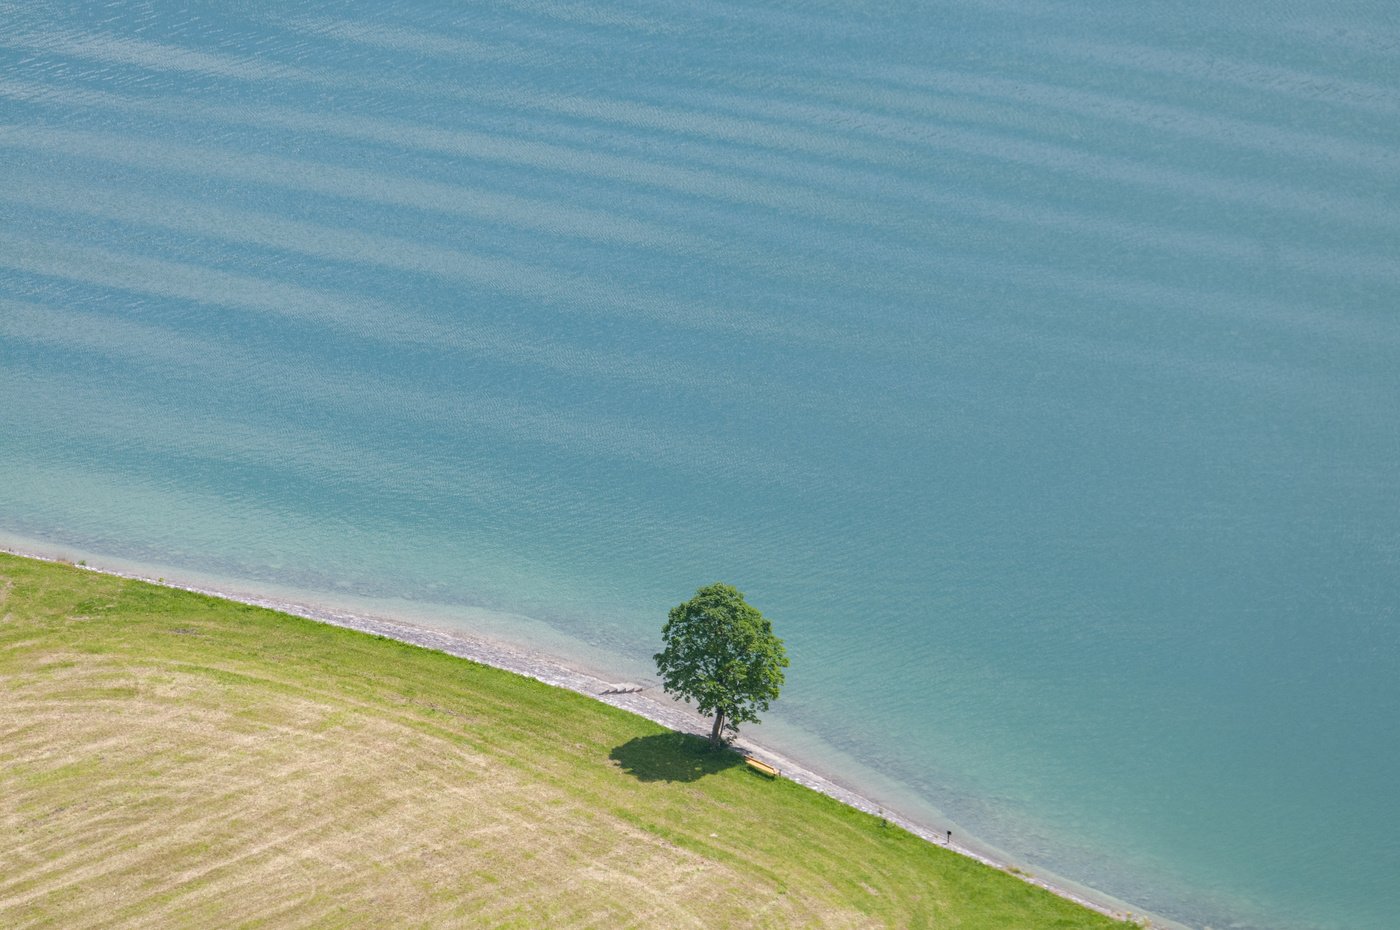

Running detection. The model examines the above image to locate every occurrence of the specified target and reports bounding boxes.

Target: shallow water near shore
[2,2,1398,927]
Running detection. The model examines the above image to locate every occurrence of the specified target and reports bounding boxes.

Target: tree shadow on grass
[609,731,745,783]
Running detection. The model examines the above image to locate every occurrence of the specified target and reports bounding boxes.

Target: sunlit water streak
[2,2,1397,927]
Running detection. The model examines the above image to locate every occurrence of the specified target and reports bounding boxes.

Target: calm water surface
[2,2,1397,927]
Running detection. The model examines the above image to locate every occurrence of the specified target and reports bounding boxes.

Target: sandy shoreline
[2,544,1167,927]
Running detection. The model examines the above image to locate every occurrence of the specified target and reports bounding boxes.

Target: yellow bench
[745,756,779,777]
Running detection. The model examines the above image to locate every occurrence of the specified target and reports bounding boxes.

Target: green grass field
[1,553,1126,928]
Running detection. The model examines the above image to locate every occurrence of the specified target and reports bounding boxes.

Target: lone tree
[654,583,789,749]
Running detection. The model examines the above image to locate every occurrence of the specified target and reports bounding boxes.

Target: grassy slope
[0,554,1122,928]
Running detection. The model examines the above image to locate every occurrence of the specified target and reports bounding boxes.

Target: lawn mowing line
[14,647,614,810]
[607,807,788,887]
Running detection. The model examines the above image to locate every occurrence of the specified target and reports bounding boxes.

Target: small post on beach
[946,830,951,845]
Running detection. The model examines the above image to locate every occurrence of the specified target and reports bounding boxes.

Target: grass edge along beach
[2,552,1150,927]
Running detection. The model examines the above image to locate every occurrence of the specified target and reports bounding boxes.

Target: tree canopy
[654,583,789,748]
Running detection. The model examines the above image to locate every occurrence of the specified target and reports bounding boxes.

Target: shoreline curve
[1,543,1173,928]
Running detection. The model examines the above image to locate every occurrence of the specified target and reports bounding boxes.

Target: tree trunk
[709,709,726,748]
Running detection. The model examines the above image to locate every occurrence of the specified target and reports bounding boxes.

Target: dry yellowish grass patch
[2,651,833,927]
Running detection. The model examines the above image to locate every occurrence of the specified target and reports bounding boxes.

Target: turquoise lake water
[2,2,1397,926]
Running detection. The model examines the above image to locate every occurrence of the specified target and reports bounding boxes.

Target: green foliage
[654,583,789,747]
